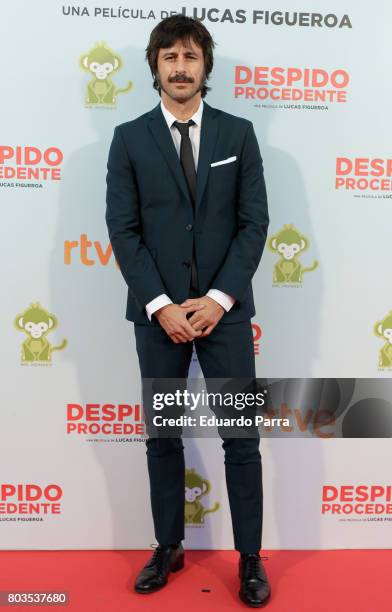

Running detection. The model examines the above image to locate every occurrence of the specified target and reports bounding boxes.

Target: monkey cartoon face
[375,312,392,345]
[275,239,305,260]
[15,305,57,339]
[185,485,206,503]
[23,319,53,339]
[81,44,121,80]
[269,226,308,261]
[87,61,117,80]
[83,57,118,81]
[185,468,210,501]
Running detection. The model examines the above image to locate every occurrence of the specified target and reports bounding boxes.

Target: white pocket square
[210,155,237,167]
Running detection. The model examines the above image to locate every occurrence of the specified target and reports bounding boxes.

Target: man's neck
[160,93,202,121]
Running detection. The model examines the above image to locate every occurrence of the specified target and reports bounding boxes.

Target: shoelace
[148,546,164,570]
[242,554,264,580]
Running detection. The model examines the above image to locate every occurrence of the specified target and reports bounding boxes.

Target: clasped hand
[154,296,225,343]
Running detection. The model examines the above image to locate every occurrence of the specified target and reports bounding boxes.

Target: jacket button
[182,261,191,268]
[185,224,193,231]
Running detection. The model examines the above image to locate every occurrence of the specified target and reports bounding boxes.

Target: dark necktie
[173,119,197,207]
[173,119,199,291]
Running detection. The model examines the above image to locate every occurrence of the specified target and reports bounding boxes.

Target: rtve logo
[64,234,118,267]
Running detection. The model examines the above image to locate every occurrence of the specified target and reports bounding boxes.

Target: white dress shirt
[145,98,236,321]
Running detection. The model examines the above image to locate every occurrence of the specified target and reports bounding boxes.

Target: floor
[0,549,390,611]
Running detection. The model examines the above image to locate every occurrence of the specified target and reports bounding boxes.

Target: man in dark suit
[105,14,270,607]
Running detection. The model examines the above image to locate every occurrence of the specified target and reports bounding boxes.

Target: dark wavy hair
[145,14,216,98]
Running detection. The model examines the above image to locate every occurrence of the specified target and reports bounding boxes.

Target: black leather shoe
[239,553,271,607]
[134,543,184,594]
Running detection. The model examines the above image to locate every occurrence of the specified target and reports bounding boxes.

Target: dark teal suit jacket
[105,100,269,325]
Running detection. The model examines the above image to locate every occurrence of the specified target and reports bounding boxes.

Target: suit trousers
[133,290,263,554]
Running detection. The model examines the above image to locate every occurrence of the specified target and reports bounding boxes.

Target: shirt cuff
[145,294,173,321]
[207,289,236,312]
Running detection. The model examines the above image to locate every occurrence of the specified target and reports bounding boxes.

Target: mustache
[168,74,194,83]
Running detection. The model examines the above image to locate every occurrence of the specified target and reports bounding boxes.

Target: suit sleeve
[105,126,168,311]
[209,121,269,302]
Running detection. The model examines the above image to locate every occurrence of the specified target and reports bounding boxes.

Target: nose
[174,56,187,73]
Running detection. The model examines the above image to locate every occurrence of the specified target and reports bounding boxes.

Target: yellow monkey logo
[14,303,68,363]
[184,468,220,526]
[374,311,392,369]
[268,224,319,284]
[80,42,133,106]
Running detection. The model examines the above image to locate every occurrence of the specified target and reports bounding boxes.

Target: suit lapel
[147,102,192,211]
[147,100,219,216]
[195,101,219,213]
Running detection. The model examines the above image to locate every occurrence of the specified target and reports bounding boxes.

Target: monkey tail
[51,339,68,352]
[302,260,319,274]
[204,502,220,515]
[115,81,133,95]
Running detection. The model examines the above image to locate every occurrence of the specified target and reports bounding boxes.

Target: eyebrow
[161,50,199,57]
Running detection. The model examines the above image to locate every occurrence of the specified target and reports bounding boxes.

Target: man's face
[156,37,205,102]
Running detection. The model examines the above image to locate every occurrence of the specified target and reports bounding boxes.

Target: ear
[202,480,210,495]
[269,236,277,251]
[14,315,24,330]
[374,321,383,337]
[48,314,58,330]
